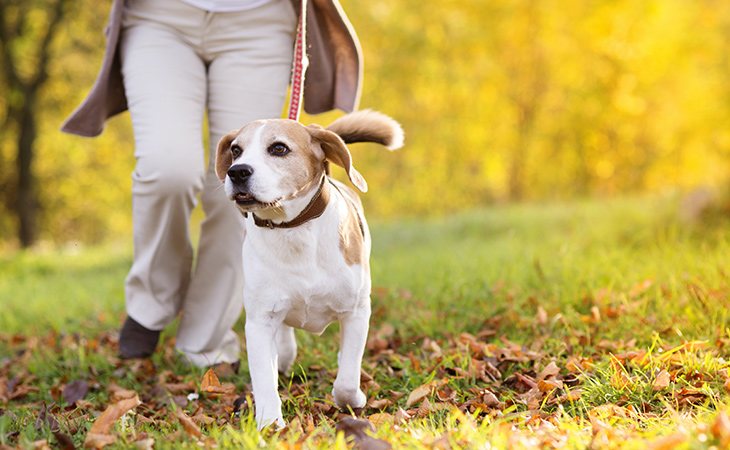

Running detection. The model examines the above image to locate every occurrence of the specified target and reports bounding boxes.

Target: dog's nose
[227,164,254,184]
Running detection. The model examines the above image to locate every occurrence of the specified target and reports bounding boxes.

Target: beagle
[215,110,404,429]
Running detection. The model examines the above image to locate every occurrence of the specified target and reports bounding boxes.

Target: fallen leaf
[108,384,137,402]
[31,440,50,450]
[368,413,394,427]
[394,407,411,424]
[53,432,76,450]
[652,370,670,391]
[646,431,686,450]
[481,389,501,408]
[83,393,141,448]
[416,398,433,417]
[368,398,392,409]
[200,369,221,392]
[406,382,433,408]
[83,434,116,449]
[711,411,730,447]
[63,380,89,405]
[192,412,215,426]
[0,377,7,403]
[537,362,560,381]
[536,306,548,325]
[175,408,203,439]
[134,438,154,450]
[164,382,196,394]
[335,417,391,450]
[537,379,562,392]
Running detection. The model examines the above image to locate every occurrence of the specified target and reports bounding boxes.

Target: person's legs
[175,0,296,367]
[119,0,207,350]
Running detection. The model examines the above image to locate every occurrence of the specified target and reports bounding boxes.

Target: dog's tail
[326,110,404,151]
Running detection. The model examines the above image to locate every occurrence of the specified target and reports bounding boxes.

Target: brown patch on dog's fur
[336,184,364,266]
[261,122,325,195]
[215,130,239,181]
[326,109,404,150]
[308,125,368,192]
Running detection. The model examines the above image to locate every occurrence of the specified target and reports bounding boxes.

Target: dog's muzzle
[227,164,258,205]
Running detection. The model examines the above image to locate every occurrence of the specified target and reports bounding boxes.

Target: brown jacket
[61,0,362,137]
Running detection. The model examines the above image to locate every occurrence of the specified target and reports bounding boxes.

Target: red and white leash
[287,0,309,121]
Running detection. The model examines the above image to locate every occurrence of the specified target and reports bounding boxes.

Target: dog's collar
[251,176,330,230]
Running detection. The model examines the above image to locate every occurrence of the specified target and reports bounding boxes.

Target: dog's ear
[308,125,368,192]
[215,130,239,181]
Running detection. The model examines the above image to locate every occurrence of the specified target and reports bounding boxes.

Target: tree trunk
[16,93,37,247]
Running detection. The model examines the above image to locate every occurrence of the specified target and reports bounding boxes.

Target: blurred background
[1,0,729,250]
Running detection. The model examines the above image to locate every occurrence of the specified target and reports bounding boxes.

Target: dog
[215,110,403,429]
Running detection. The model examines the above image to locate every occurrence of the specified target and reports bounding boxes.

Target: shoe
[119,316,160,359]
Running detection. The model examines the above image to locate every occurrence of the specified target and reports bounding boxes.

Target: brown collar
[252,176,331,229]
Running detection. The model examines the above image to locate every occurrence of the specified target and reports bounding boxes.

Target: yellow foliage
[2,0,730,244]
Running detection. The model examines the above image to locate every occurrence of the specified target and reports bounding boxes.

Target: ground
[1,194,730,449]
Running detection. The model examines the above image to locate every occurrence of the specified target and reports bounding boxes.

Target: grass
[1,193,730,448]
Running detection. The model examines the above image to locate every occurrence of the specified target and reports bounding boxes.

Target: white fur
[221,120,377,429]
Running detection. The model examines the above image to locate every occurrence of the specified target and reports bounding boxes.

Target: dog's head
[215,110,403,213]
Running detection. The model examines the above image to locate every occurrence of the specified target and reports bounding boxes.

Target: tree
[0,0,70,247]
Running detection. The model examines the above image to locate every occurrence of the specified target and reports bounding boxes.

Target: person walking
[61,0,362,367]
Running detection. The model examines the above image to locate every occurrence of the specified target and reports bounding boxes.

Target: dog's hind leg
[332,305,370,410]
[275,324,297,375]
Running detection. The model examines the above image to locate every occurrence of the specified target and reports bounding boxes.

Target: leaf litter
[2,285,730,448]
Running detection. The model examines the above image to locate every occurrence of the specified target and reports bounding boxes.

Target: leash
[287,0,309,122]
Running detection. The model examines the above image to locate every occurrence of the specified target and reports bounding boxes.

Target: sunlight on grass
[1,194,729,448]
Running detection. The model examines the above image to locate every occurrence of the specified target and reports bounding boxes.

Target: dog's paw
[332,385,367,410]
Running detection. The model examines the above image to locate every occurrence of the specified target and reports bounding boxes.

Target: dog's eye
[230,144,243,159]
[267,142,290,157]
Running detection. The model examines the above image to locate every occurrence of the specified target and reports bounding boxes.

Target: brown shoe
[119,316,160,359]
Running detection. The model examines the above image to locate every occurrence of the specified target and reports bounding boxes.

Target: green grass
[1,193,730,448]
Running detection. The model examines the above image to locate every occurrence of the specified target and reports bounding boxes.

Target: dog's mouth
[233,192,258,205]
[231,191,283,212]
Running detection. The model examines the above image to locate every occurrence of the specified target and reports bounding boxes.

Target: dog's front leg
[245,319,285,429]
[332,307,370,410]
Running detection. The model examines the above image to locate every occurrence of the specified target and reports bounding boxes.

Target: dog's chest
[242,218,367,334]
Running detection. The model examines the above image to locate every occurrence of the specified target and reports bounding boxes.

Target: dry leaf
[368,413,394,427]
[711,411,730,447]
[537,379,562,392]
[537,362,560,381]
[416,398,433,417]
[536,306,548,325]
[200,369,221,392]
[395,407,412,424]
[647,432,686,450]
[175,408,203,439]
[62,380,89,405]
[652,370,670,391]
[84,393,141,448]
[134,438,155,450]
[368,398,392,409]
[610,369,631,390]
[109,384,137,402]
[406,382,433,408]
[53,432,76,450]
[335,417,392,450]
[481,389,501,408]
[84,433,116,449]
[31,440,50,450]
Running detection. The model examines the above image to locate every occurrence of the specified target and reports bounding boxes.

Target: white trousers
[120,0,295,366]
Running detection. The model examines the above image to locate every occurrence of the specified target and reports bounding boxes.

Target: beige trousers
[120,0,295,366]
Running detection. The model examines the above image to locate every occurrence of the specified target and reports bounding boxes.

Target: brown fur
[262,122,324,197]
[308,125,368,192]
[332,181,364,265]
[326,109,404,150]
[215,129,239,181]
